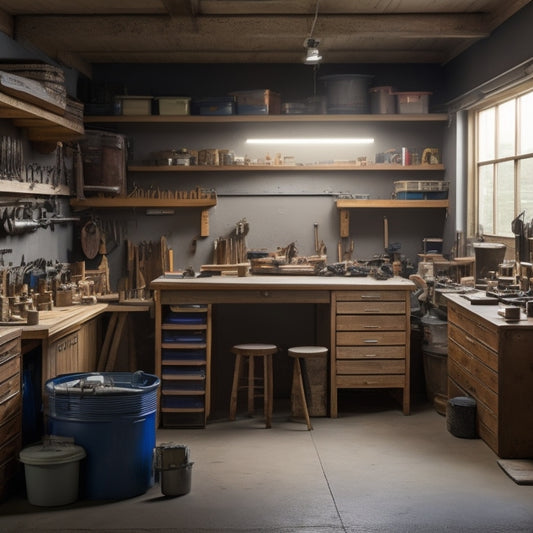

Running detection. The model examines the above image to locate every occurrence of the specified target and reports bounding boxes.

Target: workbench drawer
[337,374,405,388]
[448,338,498,393]
[337,359,405,375]
[448,322,498,372]
[0,338,20,366]
[335,291,407,302]
[336,301,406,314]
[448,304,499,352]
[0,353,20,385]
[336,315,405,331]
[337,331,406,346]
[336,346,406,359]
[448,354,498,414]
[0,373,21,423]
[0,413,21,452]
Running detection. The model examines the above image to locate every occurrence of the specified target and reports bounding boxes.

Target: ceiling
[0,0,529,77]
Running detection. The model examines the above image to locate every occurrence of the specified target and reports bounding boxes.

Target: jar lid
[20,442,86,466]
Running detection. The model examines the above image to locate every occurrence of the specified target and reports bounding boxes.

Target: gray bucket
[321,74,373,114]
[154,443,193,497]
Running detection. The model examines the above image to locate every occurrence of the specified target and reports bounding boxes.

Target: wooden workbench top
[151,274,415,291]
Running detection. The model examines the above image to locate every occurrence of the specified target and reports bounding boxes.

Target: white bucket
[19,442,86,506]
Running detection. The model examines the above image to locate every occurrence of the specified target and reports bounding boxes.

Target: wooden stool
[229,343,278,428]
[288,346,328,430]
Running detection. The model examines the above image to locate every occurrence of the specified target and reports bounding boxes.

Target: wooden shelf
[336,199,449,208]
[0,179,70,196]
[0,92,84,142]
[85,113,448,124]
[129,163,444,172]
[70,197,217,209]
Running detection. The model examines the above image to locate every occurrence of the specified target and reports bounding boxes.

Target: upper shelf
[129,163,444,172]
[336,199,449,208]
[70,197,217,209]
[84,113,449,124]
[0,92,84,142]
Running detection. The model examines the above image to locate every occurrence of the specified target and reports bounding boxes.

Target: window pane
[495,160,515,236]
[497,100,515,158]
[478,108,495,162]
[519,92,533,155]
[478,164,494,235]
[519,157,533,220]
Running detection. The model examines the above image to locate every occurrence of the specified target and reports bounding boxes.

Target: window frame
[468,80,533,248]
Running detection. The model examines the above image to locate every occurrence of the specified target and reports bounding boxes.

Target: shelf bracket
[339,208,350,238]
[200,209,210,237]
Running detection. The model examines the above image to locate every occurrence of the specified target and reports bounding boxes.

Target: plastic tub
[45,371,160,500]
[19,441,86,506]
[321,74,373,114]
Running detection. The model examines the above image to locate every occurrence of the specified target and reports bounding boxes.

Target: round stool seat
[232,343,278,355]
[288,346,328,358]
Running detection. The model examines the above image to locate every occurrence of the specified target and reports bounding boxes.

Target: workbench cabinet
[0,329,22,500]
[446,294,533,458]
[331,289,411,417]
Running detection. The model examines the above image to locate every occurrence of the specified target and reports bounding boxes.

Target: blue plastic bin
[45,371,160,500]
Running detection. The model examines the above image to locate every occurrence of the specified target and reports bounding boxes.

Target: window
[473,84,533,238]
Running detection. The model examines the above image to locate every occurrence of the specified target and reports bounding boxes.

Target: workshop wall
[82,62,448,289]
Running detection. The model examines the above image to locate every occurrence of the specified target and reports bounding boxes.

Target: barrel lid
[20,442,86,465]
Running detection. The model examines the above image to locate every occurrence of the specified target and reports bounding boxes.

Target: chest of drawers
[0,328,22,500]
[446,294,533,458]
[331,289,411,417]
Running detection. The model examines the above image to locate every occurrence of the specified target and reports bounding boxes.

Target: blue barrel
[45,371,160,500]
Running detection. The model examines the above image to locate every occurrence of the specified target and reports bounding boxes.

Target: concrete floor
[1,391,533,533]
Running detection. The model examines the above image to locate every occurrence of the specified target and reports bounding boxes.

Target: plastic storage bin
[229,89,281,115]
[45,371,160,500]
[395,91,431,114]
[19,440,86,506]
[156,97,191,115]
[118,96,153,115]
[394,180,449,200]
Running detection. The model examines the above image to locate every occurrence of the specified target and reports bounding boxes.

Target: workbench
[445,293,533,458]
[151,275,415,426]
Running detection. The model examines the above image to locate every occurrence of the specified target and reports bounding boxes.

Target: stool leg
[264,353,273,428]
[294,358,312,430]
[229,353,242,421]
[247,356,255,417]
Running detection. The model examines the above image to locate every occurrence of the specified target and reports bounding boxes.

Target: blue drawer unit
[158,304,211,428]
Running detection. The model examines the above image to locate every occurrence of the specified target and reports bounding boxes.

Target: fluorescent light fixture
[246,137,375,145]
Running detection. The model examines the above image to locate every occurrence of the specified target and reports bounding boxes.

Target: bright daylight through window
[475,87,533,237]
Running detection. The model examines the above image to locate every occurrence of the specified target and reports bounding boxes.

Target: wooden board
[497,460,533,485]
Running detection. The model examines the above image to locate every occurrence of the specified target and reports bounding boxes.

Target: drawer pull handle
[364,353,377,357]
[363,339,379,344]
[465,335,475,344]
[361,295,381,300]
[363,325,380,329]
[364,309,380,313]
[262,291,269,297]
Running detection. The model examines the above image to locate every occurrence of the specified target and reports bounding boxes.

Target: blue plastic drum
[45,371,160,500]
